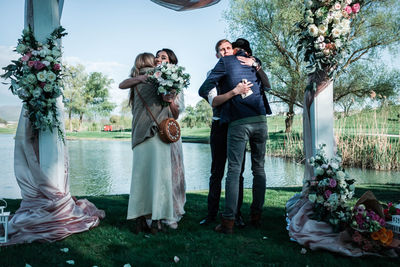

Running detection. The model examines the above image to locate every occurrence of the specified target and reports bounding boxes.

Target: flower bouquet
[307,145,355,232]
[350,191,397,252]
[1,26,67,141]
[383,202,400,221]
[147,62,190,106]
[298,0,363,78]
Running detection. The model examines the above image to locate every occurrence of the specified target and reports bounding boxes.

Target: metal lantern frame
[0,199,10,243]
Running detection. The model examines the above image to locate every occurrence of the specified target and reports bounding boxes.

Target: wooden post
[24,0,65,190]
[310,82,334,159]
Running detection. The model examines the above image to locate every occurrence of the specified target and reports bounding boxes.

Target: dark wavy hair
[156,48,178,64]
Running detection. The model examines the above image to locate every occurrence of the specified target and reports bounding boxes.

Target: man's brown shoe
[250,213,262,228]
[215,217,235,234]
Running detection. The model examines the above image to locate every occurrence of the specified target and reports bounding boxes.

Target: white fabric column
[310,82,334,159]
[26,0,65,191]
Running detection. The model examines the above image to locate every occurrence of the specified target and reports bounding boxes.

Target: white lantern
[386,204,400,238]
[0,199,10,243]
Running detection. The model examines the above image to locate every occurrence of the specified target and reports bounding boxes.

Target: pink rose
[53,64,61,71]
[324,190,332,199]
[329,178,337,188]
[21,55,30,62]
[352,231,362,243]
[34,61,46,70]
[352,3,360,13]
[344,5,352,14]
[28,61,35,67]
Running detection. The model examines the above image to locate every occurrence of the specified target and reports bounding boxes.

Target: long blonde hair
[130,52,155,77]
[129,53,155,106]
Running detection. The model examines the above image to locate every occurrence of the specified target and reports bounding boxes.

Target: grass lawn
[1,185,399,266]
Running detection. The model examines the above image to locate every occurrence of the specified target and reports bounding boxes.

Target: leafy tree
[224,0,400,132]
[334,64,400,115]
[181,100,213,128]
[80,72,116,129]
[63,64,87,131]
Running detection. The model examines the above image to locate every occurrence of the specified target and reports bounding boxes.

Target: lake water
[0,134,399,199]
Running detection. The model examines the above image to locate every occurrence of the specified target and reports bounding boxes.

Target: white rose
[335,39,342,48]
[314,43,320,50]
[306,16,314,24]
[331,28,341,38]
[42,61,51,67]
[316,8,324,18]
[308,194,317,203]
[308,24,319,37]
[319,42,326,50]
[305,0,313,8]
[46,71,57,82]
[318,25,328,35]
[315,167,325,176]
[317,35,325,43]
[306,10,313,16]
[346,0,352,4]
[16,44,26,53]
[334,2,342,10]
[37,71,47,82]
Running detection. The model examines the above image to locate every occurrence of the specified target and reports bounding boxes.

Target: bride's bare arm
[118,75,147,89]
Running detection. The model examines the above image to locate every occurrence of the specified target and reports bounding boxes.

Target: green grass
[66,131,131,140]
[0,126,17,134]
[1,186,399,266]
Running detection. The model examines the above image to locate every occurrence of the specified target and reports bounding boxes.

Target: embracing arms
[118,75,147,89]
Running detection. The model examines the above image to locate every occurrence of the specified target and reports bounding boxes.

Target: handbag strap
[134,86,161,128]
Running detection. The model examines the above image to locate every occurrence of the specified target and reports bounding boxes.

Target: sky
[0,0,231,111]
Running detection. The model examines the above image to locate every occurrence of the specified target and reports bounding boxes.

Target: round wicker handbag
[135,87,180,143]
[158,117,181,143]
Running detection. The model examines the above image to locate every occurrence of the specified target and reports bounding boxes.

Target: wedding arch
[3,0,335,246]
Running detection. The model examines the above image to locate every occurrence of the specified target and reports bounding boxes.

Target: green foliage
[1,187,400,266]
[224,0,400,132]
[181,99,213,128]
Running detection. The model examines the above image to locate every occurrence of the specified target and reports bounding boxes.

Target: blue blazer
[199,50,272,123]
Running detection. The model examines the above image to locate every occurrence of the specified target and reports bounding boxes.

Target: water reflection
[1,134,399,199]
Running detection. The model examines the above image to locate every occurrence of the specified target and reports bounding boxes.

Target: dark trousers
[208,120,245,219]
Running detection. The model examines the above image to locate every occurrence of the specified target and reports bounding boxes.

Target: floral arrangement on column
[298,0,362,81]
[1,26,67,140]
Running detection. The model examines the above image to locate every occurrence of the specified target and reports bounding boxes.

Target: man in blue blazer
[198,38,271,234]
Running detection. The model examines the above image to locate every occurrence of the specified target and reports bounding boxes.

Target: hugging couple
[198,38,272,234]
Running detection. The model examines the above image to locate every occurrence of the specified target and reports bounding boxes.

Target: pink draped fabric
[151,0,220,11]
[286,80,399,257]
[1,109,105,246]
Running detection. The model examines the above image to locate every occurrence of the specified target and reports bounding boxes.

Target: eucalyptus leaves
[1,26,67,140]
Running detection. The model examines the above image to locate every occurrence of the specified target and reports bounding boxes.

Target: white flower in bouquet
[306,16,314,24]
[315,167,325,176]
[334,39,343,48]
[43,84,53,93]
[346,0,352,4]
[47,71,57,82]
[306,9,313,17]
[308,194,317,203]
[42,60,51,67]
[318,25,328,35]
[319,42,326,50]
[316,8,324,18]
[334,2,342,10]
[16,44,27,53]
[314,43,320,50]
[336,170,346,180]
[37,71,47,82]
[32,87,42,98]
[39,47,50,57]
[32,50,39,56]
[52,48,61,57]
[308,24,319,37]
[305,0,313,8]
[26,74,37,84]
[45,55,54,62]
[317,35,325,43]
[330,162,339,170]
